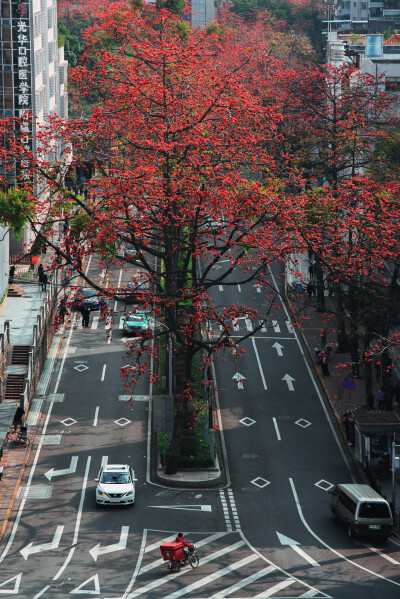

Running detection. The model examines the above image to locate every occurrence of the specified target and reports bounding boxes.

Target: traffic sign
[342,377,357,391]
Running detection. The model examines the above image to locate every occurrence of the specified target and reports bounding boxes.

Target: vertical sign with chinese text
[12,0,32,177]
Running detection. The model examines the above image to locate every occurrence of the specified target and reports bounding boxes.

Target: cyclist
[175,533,192,563]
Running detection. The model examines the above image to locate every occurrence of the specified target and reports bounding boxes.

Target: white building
[0,0,68,257]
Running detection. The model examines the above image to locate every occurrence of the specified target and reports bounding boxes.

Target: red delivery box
[160,541,185,562]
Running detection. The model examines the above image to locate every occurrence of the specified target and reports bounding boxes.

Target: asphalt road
[0,258,400,598]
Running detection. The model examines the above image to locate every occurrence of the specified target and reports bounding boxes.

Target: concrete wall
[0,229,10,301]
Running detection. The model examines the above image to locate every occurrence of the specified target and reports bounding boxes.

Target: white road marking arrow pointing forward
[276,532,320,567]
[20,526,64,560]
[232,372,246,390]
[89,526,129,562]
[282,374,295,391]
[272,342,284,356]
[149,504,212,512]
[44,456,78,480]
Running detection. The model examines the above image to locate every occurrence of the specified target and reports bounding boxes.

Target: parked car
[118,279,150,304]
[123,312,150,335]
[95,464,137,506]
[72,288,100,311]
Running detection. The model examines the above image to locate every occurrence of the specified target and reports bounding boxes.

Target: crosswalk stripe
[286,319,294,334]
[91,316,99,329]
[119,317,124,329]
[209,565,276,598]
[232,319,239,331]
[162,554,259,599]
[219,285,224,291]
[259,320,267,333]
[245,316,253,332]
[140,532,228,574]
[129,541,245,598]
[272,320,280,333]
[254,577,295,597]
[299,591,320,597]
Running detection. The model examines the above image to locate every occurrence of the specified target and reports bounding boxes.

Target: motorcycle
[160,541,199,573]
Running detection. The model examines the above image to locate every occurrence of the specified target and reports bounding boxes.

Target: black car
[72,288,100,311]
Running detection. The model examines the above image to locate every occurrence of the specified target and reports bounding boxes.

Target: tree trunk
[382,349,393,412]
[165,394,185,475]
[315,256,325,312]
[333,283,348,352]
[364,332,374,408]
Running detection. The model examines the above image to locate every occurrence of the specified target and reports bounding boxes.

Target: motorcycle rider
[175,532,192,563]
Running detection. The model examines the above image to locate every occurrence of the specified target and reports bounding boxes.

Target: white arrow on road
[282,374,295,391]
[232,372,246,390]
[89,526,129,562]
[20,526,64,560]
[44,456,78,480]
[276,532,320,567]
[149,504,212,512]
[272,342,284,357]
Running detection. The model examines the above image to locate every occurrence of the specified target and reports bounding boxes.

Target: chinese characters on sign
[12,1,32,177]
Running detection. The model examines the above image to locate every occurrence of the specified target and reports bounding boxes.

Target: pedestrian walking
[59,301,68,323]
[12,403,25,431]
[320,350,329,376]
[9,264,15,284]
[81,306,90,328]
[308,258,316,279]
[377,387,385,410]
[42,272,48,292]
[306,281,315,298]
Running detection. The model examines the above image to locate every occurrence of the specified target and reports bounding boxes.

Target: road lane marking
[90,526,129,561]
[0,315,75,563]
[148,504,212,512]
[119,317,124,329]
[272,320,280,333]
[252,338,267,390]
[219,285,223,291]
[114,268,123,311]
[209,565,276,598]
[254,577,295,597]
[282,373,295,391]
[53,546,75,580]
[44,456,78,480]
[272,341,283,356]
[101,364,107,381]
[71,574,100,595]
[20,525,64,560]
[128,541,246,597]
[32,587,50,599]
[285,319,295,333]
[268,267,355,480]
[272,417,281,441]
[73,456,91,546]
[367,545,400,565]
[237,284,241,292]
[91,316,99,329]
[93,406,99,426]
[162,554,259,599]
[276,532,320,567]
[232,372,245,390]
[0,573,21,594]
[227,489,241,531]
[219,490,233,532]
[145,535,177,553]
[289,478,400,587]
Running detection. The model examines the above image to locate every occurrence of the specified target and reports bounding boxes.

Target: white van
[330,484,393,539]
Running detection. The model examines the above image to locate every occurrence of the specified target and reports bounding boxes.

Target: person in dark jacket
[81,306,90,328]
[12,404,25,431]
[9,264,15,284]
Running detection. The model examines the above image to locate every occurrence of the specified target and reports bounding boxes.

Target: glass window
[359,502,390,518]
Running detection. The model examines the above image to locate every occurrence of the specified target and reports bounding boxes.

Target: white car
[95,464,136,506]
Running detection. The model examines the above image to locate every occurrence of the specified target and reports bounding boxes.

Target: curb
[156,456,222,489]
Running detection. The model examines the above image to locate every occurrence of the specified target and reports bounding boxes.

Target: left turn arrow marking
[44,456,78,480]
[20,526,64,560]
[89,526,129,562]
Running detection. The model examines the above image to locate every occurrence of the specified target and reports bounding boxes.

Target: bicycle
[2,429,30,448]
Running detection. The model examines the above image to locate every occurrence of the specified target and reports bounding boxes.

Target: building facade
[0,0,68,255]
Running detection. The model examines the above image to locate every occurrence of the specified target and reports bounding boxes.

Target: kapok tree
[6,5,293,473]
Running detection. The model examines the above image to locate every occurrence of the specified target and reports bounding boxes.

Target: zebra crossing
[130,530,331,599]
[209,317,295,336]
[89,316,125,330]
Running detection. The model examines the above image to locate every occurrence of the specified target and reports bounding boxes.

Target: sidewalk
[286,253,400,512]
[0,261,59,541]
